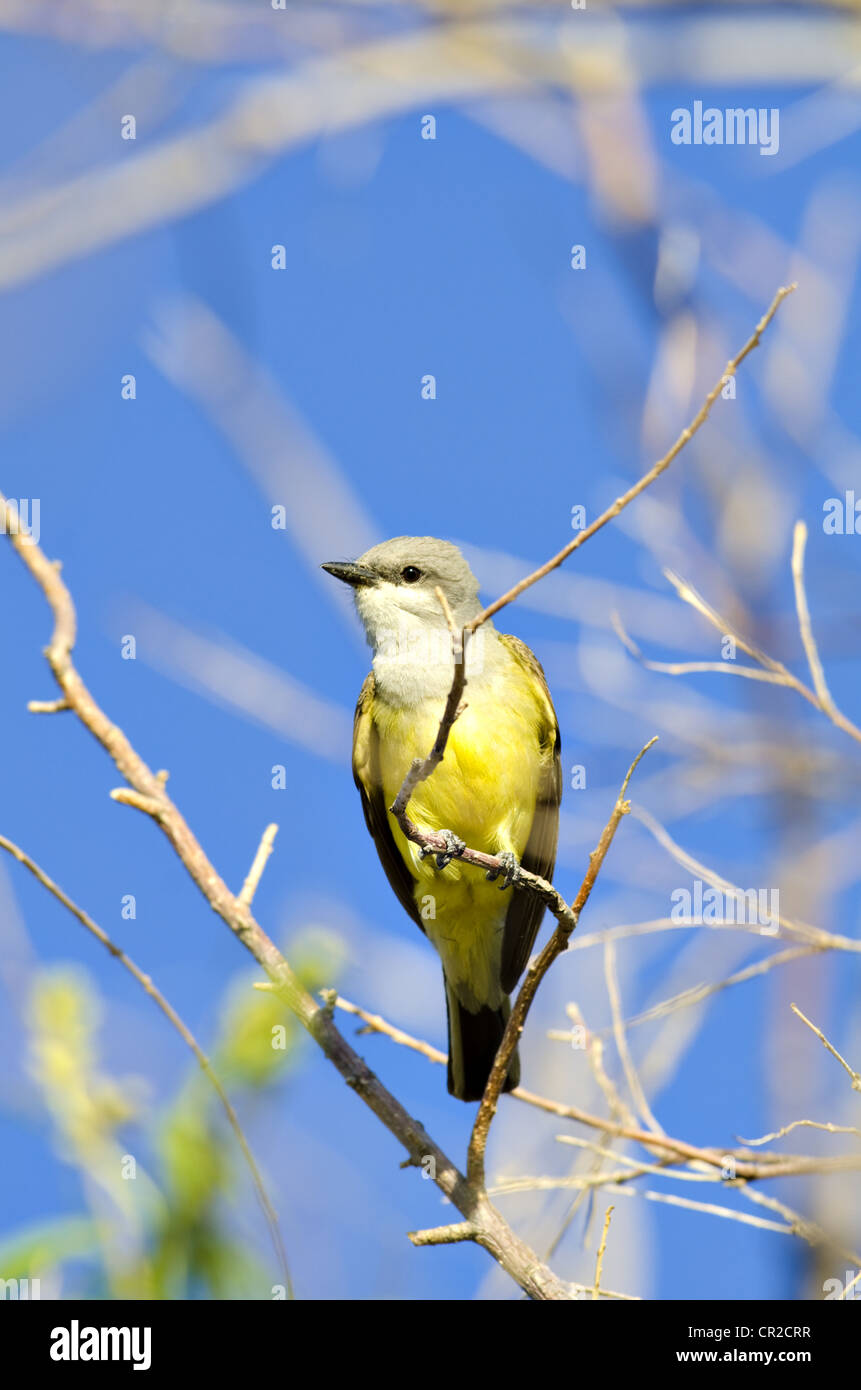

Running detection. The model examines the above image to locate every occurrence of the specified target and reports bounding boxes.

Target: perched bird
[323,537,561,1101]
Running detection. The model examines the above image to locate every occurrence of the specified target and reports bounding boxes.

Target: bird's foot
[486,850,521,890]
[420,828,465,870]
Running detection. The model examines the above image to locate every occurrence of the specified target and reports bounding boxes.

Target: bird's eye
[401,566,422,583]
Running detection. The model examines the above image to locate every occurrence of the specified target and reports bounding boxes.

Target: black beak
[321,560,379,588]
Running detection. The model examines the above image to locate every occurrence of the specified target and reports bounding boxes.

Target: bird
[322,537,561,1101]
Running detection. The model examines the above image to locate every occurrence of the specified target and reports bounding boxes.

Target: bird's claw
[486,850,521,889]
[421,828,465,870]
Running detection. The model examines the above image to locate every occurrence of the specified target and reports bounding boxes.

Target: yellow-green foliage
[13,926,344,1298]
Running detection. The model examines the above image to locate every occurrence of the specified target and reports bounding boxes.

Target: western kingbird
[323,537,561,1101]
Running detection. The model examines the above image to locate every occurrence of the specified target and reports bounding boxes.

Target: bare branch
[110,788,165,816]
[333,995,447,1065]
[631,806,832,948]
[615,945,822,1034]
[408,1223,475,1248]
[740,1188,861,1268]
[738,1119,861,1147]
[791,520,834,709]
[593,1205,614,1300]
[791,1003,861,1091]
[617,547,861,748]
[604,939,663,1135]
[630,1188,792,1235]
[238,823,279,908]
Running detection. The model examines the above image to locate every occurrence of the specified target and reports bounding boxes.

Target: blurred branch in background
[0,9,859,290]
[612,521,861,746]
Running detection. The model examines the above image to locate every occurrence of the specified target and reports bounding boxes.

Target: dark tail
[445,978,520,1102]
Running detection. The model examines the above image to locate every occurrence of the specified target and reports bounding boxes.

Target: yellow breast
[357,635,557,1006]
[376,691,542,864]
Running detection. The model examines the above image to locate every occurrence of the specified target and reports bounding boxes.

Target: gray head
[322,536,483,648]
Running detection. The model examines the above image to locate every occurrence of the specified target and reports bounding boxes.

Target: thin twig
[567,1001,638,1127]
[631,1188,792,1234]
[631,806,830,948]
[614,946,821,1034]
[238,823,279,907]
[737,1119,861,1147]
[333,995,447,1064]
[615,549,861,748]
[593,1205,614,1300]
[740,1187,861,1268]
[498,1175,795,1234]
[568,917,861,954]
[791,1003,861,1091]
[408,1222,475,1247]
[791,520,833,709]
[553,1136,715,1184]
[604,938,663,1135]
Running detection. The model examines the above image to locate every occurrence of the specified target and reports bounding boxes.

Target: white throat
[357,587,495,707]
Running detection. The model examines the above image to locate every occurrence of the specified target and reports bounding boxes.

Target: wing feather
[352,672,424,932]
[497,634,562,993]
